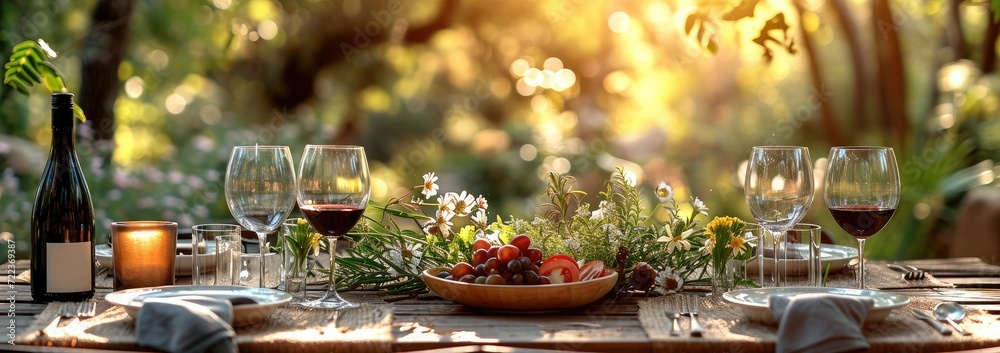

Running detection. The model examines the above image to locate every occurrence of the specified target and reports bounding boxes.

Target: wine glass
[744,146,815,287]
[225,146,297,288]
[824,147,900,289]
[296,145,370,309]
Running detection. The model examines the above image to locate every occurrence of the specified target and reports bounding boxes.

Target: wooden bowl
[421,268,618,312]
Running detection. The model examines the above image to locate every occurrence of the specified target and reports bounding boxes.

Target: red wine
[31,93,95,302]
[829,205,895,239]
[301,205,365,237]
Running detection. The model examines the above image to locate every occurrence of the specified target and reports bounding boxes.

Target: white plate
[105,285,291,327]
[722,287,909,324]
[97,242,216,276]
[746,244,857,276]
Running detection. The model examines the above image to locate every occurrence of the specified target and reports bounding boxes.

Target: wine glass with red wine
[296,145,370,309]
[744,146,815,287]
[225,146,297,288]
[824,147,900,289]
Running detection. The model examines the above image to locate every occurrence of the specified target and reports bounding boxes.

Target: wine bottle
[30,93,95,302]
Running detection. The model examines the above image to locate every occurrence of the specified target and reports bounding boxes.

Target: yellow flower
[297,218,308,226]
[309,233,323,256]
[727,235,747,257]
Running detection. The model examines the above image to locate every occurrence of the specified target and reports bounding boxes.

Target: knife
[912,309,952,335]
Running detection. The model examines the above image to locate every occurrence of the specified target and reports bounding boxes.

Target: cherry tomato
[579,260,606,281]
[539,258,581,284]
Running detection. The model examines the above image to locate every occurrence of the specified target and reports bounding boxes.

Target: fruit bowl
[421,267,618,312]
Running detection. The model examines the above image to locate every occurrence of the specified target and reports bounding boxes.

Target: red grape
[475,276,487,284]
[474,264,487,277]
[473,238,491,252]
[539,276,551,285]
[509,234,531,253]
[507,259,522,273]
[484,258,503,274]
[485,274,507,285]
[497,245,521,265]
[472,249,489,266]
[459,274,476,283]
[487,246,500,258]
[525,248,543,264]
[511,273,524,285]
[523,270,539,285]
[452,262,474,279]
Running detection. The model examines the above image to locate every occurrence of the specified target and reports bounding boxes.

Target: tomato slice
[543,254,576,266]
[539,258,580,284]
[579,260,605,281]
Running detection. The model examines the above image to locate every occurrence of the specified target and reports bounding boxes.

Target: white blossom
[476,195,488,210]
[655,182,674,203]
[421,172,439,199]
[692,197,709,217]
[452,191,475,216]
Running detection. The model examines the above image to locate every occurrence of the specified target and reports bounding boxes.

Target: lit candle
[111,221,177,291]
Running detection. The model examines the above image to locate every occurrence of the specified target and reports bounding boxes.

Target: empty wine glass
[225,146,297,288]
[824,147,900,289]
[744,146,815,287]
[296,145,370,309]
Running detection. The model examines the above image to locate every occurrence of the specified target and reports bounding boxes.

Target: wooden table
[9,258,1000,352]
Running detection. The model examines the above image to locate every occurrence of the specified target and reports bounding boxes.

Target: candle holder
[111,221,177,290]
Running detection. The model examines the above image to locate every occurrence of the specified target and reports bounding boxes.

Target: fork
[668,301,682,337]
[41,301,97,336]
[680,295,706,337]
[887,263,926,280]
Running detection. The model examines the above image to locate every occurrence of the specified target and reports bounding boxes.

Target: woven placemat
[16,300,393,352]
[831,260,954,290]
[638,294,1000,352]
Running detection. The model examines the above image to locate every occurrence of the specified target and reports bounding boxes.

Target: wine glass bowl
[744,146,815,287]
[296,145,370,309]
[225,146,297,288]
[824,147,900,289]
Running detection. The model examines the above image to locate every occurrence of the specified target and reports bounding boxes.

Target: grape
[484,258,503,274]
[498,245,521,265]
[539,276,551,285]
[511,273,524,285]
[525,248,543,263]
[436,271,452,279]
[487,246,500,258]
[444,275,454,281]
[459,274,476,283]
[523,270,539,285]
[501,272,513,282]
[451,262,474,279]
[518,257,532,270]
[524,263,539,273]
[472,249,489,266]
[475,276,487,284]
[485,274,507,285]
[473,238,491,252]
[507,259,522,274]
[475,264,487,277]
[509,234,531,253]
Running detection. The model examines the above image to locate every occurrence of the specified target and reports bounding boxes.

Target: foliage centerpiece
[336,168,757,296]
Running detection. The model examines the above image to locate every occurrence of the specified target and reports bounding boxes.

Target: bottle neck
[51,108,76,149]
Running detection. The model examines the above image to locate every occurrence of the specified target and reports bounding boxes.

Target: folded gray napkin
[136,295,239,353]
[768,293,874,353]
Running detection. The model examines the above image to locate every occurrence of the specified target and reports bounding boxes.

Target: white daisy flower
[437,193,457,212]
[435,209,455,237]
[471,209,488,228]
[421,172,439,199]
[653,267,684,295]
[655,182,674,203]
[452,191,475,216]
[657,226,693,254]
[476,195,489,210]
[692,197,709,217]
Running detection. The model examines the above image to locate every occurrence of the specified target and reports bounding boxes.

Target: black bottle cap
[51,93,75,129]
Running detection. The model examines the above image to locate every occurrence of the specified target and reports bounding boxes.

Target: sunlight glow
[608,11,631,33]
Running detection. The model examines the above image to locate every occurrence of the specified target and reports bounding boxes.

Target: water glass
[746,223,821,287]
[192,224,242,286]
[240,253,281,288]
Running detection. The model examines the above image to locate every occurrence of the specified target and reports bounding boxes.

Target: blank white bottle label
[46,242,92,292]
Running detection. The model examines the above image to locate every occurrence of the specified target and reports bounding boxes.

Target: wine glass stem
[326,238,338,295]
[857,238,867,289]
[257,232,268,288]
[771,229,782,287]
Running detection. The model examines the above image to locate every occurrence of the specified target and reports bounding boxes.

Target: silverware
[40,301,97,336]
[680,296,705,337]
[888,263,926,280]
[933,302,970,336]
[912,309,952,335]
[668,300,682,337]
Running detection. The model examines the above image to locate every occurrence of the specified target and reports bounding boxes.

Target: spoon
[933,302,970,336]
